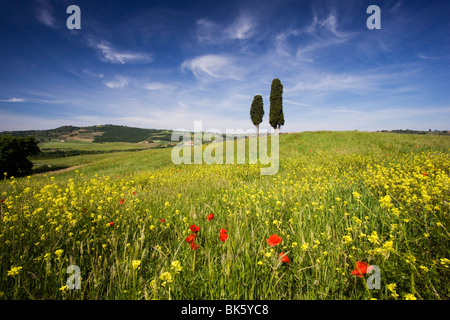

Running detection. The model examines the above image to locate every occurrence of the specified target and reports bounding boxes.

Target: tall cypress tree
[250,95,264,137]
[269,78,284,133]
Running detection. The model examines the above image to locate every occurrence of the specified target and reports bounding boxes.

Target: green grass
[39,140,154,152]
[31,141,165,175]
[0,131,449,300]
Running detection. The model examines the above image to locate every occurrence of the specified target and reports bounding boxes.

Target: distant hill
[0,124,174,143]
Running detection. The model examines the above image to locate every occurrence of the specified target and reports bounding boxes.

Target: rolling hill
[0,124,173,143]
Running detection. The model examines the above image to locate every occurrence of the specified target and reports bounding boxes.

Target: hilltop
[0,124,173,143]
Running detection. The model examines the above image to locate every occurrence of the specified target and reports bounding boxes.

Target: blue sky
[0,0,449,132]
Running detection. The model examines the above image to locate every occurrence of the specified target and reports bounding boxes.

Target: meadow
[0,131,449,300]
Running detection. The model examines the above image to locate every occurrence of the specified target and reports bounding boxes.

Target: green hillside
[0,124,173,143]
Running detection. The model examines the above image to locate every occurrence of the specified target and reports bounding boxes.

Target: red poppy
[132,191,137,194]
[190,241,199,250]
[351,261,373,278]
[119,199,125,205]
[207,213,214,221]
[219,229,227,235]
[160,218,165,223]
[0,199,4,203]
[186,233,197,243]
[422,173,427,176]
[107,222,114,227]
[267,234,282,247]
[190,224,200,233]
[219,234,229,242]
[278,252,290,263]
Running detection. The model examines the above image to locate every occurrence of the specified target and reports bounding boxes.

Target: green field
[31,140,172,174]
[0,131,449,300]
[39,140,154,152]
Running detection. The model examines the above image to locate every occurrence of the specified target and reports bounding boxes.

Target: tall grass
[0,131,449,300]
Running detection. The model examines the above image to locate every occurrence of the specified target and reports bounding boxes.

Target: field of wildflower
[0,131,449,300]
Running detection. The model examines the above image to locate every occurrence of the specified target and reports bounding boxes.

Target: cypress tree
[269,78,284,133]
[250,95,264,137]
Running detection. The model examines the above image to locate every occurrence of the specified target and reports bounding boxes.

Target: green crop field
[39,140,154,152]
[0,131,449,300]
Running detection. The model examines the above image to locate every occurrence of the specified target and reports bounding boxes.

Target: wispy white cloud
[297,17,355,61]
[273,12,356,62]
[417,54,439,60]
[225,13,255,40]
[105,75,129,89]
[88,39,154,64]
[195,12,257,44]
[0,98,26,102]
[144,82,176,91]
[307,14,351,39]
[34,0,56,28]
[82,69,104,79]
[181,54,243,81]
[284,100,312,107]
[289,72,379,92]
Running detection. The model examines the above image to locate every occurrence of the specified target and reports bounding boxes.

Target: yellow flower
[343,235,353,244]
[440,258,450,267]
[132,260,141,270]
[368,231,379,244]
[379,195,393,209]
[404,293,416,300]
[352,192,361,200]
[382,240,394,251]
[54,249,64,257]
[301,243,309,252]
[7,266,23,277]
[159,271,172,283]
[386,283,396,291]
[386,283,399,298]
[170,260,182,274]
[419,265,429,272]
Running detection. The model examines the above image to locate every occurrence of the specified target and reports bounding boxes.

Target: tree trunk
[256,124,259,138]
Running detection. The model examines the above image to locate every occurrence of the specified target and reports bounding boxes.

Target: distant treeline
[379,129,449,136]
[93,125,167,143]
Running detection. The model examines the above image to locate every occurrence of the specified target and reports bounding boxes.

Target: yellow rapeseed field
[0,132,449,299]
